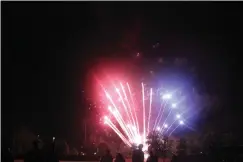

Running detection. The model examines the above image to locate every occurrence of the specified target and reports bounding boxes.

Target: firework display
[97,79,192,151]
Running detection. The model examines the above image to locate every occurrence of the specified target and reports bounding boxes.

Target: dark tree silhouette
[146,131,170,157]
[177,138,187,156]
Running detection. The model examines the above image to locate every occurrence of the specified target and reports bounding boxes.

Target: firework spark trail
[169,125,179,136]
[120,83,138,136]
[106,117,128,143]
[127,83,140,134]
[153,102,164,130]
[154,102,166,129]
[105,118,131,146]
[155,101,168,130]
[116,88,131,124]
[165,110,188,134]
[115,88,135,138]
[161,107,173,132]
[142,83,146,144]
[105,91,133,140]
[110,106,133,140]
[165,119,177,134]
[110,81,135,138]
[112,107,134,141]
[126,124,135,139]
[184,122,196,132]
[147,88,153,133]
[111,82,135,138]
[167,113,194,136]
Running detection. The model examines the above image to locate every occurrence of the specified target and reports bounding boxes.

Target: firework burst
[98,79,190,150]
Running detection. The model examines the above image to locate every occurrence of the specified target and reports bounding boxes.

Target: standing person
[24,140,44,162]
[115,152,125,162]
[45,142,58,162]
[100,149,113,162]
[132,144,144,162]
[146,149,158,162]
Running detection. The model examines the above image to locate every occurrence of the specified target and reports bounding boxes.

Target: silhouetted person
[132,144,144,162]
[24,140,44,162]
[45,142,59,162]
[100,149,113,162]
[146,149,158,162]
[115,152,125,162]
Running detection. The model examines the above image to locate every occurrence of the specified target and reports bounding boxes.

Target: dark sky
[2,2,243,146]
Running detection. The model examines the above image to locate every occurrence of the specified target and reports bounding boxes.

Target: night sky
[2,2,243,147]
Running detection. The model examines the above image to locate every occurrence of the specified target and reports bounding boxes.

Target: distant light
[172,103,177,108]
[156,126,161,131]
[112,110,118,115]
[179,120,184,125]
[144,153,149,159]
[176,114,181,119]
[104,116,108,120]
[164,124,168,128]
[94,152,96,155]
[53,137,55,141]
[115,88,120,92]
[162,94,172,100]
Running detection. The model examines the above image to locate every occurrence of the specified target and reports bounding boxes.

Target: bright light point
[172,103,177,108]
[108,106,112,111]
[162,94,172,99]
[156,126,161,131]
[112,110,118,115]
[132,126,136,130]
[134,135,142,145]
[164,124,168,128]
[179,120,184,125]
[176,114,181,119]
[103,116,108,124]
[127,124,131,128]
[144,153,149,159]
[115,88,120,92]
[142,144,148,152]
